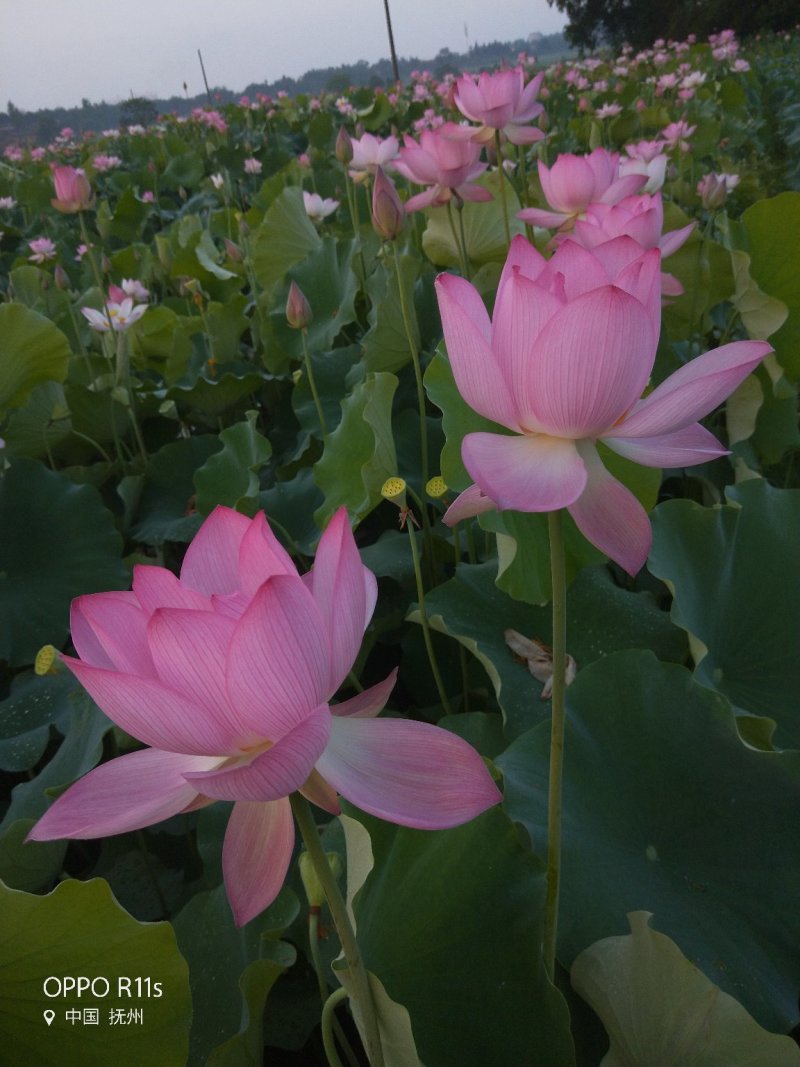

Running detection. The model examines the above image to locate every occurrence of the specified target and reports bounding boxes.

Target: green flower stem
[344,172,368,285]
[495,130,512,248]
[289,794,385,1067]
[543,508,567,980]
[300,328,328,437]
[115,332,148,467]
[516,142,531,209]
[321,987,349,1067]
[406,520,453,716]
[309,911,360,1067]
[446,199,470,280]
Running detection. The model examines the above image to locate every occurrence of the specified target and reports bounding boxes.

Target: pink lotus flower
[109,278,150,303]
[453,68,545,145]
[81,294,148,333]
[92,154,122,172]
[697,172,740,210]
[660,120,696,152]
[347,132,399,183]
[51,165,94,213]
[244,157,262,175]
[302,191,339,222]
[394,123,493,212]
[371,166,405,240]
[435,235,771,575]
[28,507,500,925]
[620,140,668,194]
[518,148,646,230]
[28,236,57,263]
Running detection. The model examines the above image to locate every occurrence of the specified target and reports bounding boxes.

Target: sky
[0,0,566,113]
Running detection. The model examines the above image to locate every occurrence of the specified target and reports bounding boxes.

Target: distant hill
[0,31,570,148]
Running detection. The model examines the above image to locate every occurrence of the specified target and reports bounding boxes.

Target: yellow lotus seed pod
[381,476,407,502]
[425,476,448,499]
[35,645,59,676]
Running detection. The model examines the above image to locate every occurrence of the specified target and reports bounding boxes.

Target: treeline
[0,31,569,148]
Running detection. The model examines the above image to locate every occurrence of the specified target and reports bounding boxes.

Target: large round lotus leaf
[0,878,190,1067]
[650,480,800,747]
[344,805,576,1067]
[499,650,800,1033]
[0,302,70,415]
[0,459,127,666]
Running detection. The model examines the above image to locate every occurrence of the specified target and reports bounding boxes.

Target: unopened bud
[335,126,353,165]
[54,264,71,291]
[286,280,313,329]
[101,254,112,275]
[371,166,405,241]
[298,850,343,908]
[223,238,243,262]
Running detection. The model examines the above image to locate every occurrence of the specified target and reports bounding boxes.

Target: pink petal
[63,657,238,755]
[236,511,297,596]
[316,717,501,829]
[455,182,493,202]
[300,768,341,814]
[540,155,595,214]
[462,432,586,512]
[659,221,695,258]
[147,608,254,745]
[223,799,294,926]
[27,748,220,841]
[567,441,652,576]
[180,506,251,595]
[132,564,210,614]
[184,705,331,801]
[491,268,565,425]
[598,172,648,204]
[436,274,520,430]
[517,207,572,229]
[498,234,547,288]
[404,187,442,212]
[332,669,398,718]
[616,340,772,438]
[70,591,139,669]
[310,509,374,692]
[226,576,331,739]
[540,240,610,300]
[604,423,727,467]
[442,484,496,525]
[525,285,656,437]
[504,124,545,145]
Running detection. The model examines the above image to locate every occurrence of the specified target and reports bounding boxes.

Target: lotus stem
[495,130,512,248]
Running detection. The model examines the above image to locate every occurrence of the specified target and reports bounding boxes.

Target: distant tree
[6,100,22,126]
[547,0,797,50]
[120,97,158,128]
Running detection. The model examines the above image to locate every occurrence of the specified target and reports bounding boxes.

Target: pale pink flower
[244,157,262,175]
[4,145,24,162]
[348,132,399,183]
[28,237,57,263]
[518,147,646,230]
[697,172,740,210]
[140,190,155,203]
[93,154,122,172]
[303,190,339,222]
[595,103,622,119]
[620,142,668,194]
[81,295,147,332]
[28,507,500,926]
[394,123,492,212]
[51,165,94,213]
[30,147,46,161]
[210,172,225,190]
[453,68,545,145]
[0,196,16,209]
[661,120,696,152]
[435,235,771,574]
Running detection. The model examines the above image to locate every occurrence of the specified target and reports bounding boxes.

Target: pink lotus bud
[335,126,353,164]
[54,264,71,291]
[51,165,94,213]
[224,238,243,261]
[286,281,313,330]
[371,166,405,241]
[101,254,112,275]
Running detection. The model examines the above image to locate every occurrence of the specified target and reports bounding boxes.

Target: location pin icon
[43,1010,55,1027]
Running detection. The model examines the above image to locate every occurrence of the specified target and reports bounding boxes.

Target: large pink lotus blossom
[51,165,94,213]
[435,235,771,575]
[453,68,545,145]
[81,293,148,333]
[347,132,400,183]
[29,507,500,925]
[28,237,57,263]
[518,148,647,230]
[619,140,668,194]
[394,123,493,212]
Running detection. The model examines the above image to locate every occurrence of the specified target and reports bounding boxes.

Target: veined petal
[442,484,496,526]
[226,575,330,739]
[332,669,398,718]
[455,182,493,202]
[147,609,253,745]
[71,596,154,676]
[300,768,341,814]
[310,509,371,692]
[462,432,587,512]
[180,506,251,595]
[436,274,520,430]
[659,221,695,258]
[598,172,648,204]
[184,705,331,802]
[504,124,545,145]
[568,441,652,576]
[27,748,220,841]
[540,240,611,300]
[132,564,210,614]
[316,717,501,829]
[517,206,572,229]
[404,187,442,212]
[70,591,139,669]
[525,285,655,437]
[63,657,238,755]
[498,233,547,288]
[616,340,772,438]
[237,511,297,595]
[604,423,727,467]
[223,799,294,926]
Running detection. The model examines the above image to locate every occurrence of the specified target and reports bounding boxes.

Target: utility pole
[197,49,212,105]
[381,0,401,84]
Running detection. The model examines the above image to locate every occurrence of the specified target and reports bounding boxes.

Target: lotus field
[2,26,800,1067]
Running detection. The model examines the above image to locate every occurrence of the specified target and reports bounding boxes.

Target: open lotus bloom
[518,147,647,230]
[453,68,546,145]
[436,235,771,575]
[393,122,493,211]
[28,507,500,925]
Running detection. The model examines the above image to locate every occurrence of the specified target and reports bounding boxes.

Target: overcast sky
[0,0,566,113]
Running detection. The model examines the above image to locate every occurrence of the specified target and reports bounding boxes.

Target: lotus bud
[286,281,313,330]
[298,851,342,909]
[54,264,71,291]
[335,126,353,164]
[101,254,112,275]
[223,238,243,262]
[371,166,405,241]
[50,165,94,213]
